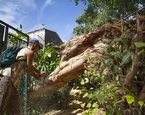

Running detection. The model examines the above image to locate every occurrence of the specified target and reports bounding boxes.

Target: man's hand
[26,69,46,79]
[39,71,46,78]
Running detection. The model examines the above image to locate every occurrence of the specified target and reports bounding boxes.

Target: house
[27,28,63,46]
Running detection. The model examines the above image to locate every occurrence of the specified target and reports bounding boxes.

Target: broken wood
[28,16,145,98]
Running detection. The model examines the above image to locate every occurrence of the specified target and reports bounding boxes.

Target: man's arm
[25,50,40,79]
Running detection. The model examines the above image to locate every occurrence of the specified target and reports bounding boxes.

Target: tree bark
[124,16,143,86]
[28,17,145,98]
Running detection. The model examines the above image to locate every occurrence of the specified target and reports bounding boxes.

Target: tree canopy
[73,0,145,34]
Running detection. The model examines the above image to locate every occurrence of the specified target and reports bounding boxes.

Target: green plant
[8,24,28,46]
[35,44,61,74]
[71,28,145,114]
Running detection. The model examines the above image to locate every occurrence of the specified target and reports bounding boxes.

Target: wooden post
[0,24,4,53]
[3,26,8,51]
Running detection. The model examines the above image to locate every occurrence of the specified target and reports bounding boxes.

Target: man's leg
[0,75,11,115]
[6,83,22,115]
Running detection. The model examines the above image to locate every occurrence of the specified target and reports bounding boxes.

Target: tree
[73,0,145,35]
[28,15,145,114]
[26,1,145,114]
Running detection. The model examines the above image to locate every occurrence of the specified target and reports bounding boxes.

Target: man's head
[29,38,43,50]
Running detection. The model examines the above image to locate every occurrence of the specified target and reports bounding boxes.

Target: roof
[27,28,55,34]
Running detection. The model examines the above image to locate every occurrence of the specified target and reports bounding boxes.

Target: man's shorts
[0,74,22,115]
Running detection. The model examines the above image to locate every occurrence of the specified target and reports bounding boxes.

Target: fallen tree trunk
[29,16,145,98]
[29,43,108,97]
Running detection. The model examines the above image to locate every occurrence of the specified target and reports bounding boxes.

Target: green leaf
[92,103,98,108]
[48,53,51,57]
[134,42,145,48]
[138,49,144,55]
[121,52,131,65]
[138,100,144,107]
[42,24,46,26]
[88,93,94,99]
[111,37,122,44]
[20,24,22,29]
[83,55,88,60]
[111,51,122,59]
[80,79,85,85]
[125,95,135,104]
[104,58,113,65]
[111,65,118,73]
[86,103,92,108]
[83,92,88,98]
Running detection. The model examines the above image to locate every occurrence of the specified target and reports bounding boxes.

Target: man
[0,38,45,115]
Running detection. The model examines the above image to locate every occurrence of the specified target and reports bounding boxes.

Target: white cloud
[0,0,36,29]
[0,3,18,15]
[37,0,54,24]
[19,0,36,9]
[0,14,15,24]
[0,2,20,26]
[43,0,53,9]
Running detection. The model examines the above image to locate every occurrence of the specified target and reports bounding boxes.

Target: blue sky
[0,0,86,42]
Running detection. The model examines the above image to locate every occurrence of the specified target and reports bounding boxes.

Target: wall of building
[27,28,63,46]
[45,29,63,45]
[28,29,45,45]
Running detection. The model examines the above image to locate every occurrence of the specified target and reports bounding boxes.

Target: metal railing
[0,20,29,115]
[0,20,29,52]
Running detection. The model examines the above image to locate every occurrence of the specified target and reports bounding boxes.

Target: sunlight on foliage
[125,95,135,105]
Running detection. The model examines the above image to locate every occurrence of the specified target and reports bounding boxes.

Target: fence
[0,20,29,114]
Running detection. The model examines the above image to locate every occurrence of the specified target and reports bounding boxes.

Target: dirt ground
[44,109,84,115]
[44,108,105,115]
[28,89,105,115]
